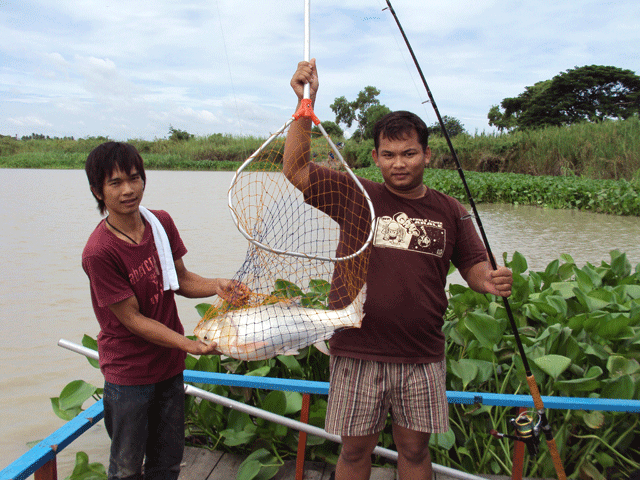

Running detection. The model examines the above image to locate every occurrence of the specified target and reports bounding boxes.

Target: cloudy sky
[2,0,639,140]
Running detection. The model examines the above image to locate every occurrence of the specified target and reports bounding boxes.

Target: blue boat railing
[2,340,640,480]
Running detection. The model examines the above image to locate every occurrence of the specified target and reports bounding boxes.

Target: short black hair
[85,142,146,215]
[373,111,429,152]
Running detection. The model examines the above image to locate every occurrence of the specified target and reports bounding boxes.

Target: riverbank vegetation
[53,250,640,480]
[2,117,639,216]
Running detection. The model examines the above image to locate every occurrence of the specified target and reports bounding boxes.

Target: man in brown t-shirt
[284,60,513,480]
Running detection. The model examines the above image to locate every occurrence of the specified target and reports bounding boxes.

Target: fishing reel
[490,410,542,457]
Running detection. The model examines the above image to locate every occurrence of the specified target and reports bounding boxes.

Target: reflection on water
[0,168,639,476]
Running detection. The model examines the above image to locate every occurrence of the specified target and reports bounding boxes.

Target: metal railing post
[34,459,57,480]
[295,393,311,480]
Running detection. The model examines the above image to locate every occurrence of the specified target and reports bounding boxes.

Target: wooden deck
[178,446,398,480]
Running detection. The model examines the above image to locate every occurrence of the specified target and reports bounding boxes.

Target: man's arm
[109,295,221,355]
[282,59,319,193]
[460,261,513,297]
[174,258,249,304]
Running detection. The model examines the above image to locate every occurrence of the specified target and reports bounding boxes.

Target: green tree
[330,86,388,140]
[489,66,640,131]
[168,125,193,141]
[311,120,344,138]
[428,115,467,137]
[362,104,392,140]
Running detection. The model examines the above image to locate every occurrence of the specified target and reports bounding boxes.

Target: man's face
[94,166,145,216]
[372,130,430,198]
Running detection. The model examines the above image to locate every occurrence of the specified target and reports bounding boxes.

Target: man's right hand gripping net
[193,106,375,361]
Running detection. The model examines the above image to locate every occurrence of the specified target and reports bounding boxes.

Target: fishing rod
[383,1,567,479]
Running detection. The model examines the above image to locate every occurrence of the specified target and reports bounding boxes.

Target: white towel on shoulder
[139,206,179,291]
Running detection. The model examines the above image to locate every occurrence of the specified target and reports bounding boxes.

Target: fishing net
[192,0,374,361]
[193,118,374,361]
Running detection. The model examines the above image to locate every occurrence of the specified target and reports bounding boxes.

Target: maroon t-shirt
[82,210,188,385]
[306,164,488,363]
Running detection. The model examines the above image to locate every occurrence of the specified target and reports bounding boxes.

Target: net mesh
[193,124,372,360]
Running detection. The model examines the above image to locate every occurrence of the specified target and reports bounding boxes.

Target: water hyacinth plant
[52,251,640,480]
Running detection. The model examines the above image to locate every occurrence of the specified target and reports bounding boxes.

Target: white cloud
[1,0,639,139]
[8,116,53,128]
[175,107,219,124]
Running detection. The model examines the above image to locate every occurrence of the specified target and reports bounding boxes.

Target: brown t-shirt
[82,209,188,385]
[306,164,487,363]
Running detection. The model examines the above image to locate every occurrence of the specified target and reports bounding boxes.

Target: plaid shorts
[325,356,448,436]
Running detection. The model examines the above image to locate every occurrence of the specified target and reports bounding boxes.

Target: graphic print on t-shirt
[373,212,445,257]
[128,254,163,305]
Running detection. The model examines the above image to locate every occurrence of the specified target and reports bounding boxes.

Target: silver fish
[194,284,366,361]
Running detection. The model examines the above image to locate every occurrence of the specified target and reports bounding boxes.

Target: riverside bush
[356,167,640,216]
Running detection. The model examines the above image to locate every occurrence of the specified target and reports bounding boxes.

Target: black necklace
[105,216,139,245]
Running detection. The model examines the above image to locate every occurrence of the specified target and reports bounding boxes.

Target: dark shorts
[103,373,185,480]
[325,356,448,436]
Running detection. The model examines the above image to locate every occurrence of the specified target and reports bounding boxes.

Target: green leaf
[532,354,571,379]
[195,303,213,318]
[277,355,304,377]
[59,380,98,411]
[50,397,82,421]
[601,375,635,400]
[471,359,495,384]
[555,366,603,393]
[236,449,280,480]
[236,459,262,480]
[283,391,303,415]
[226,409,254,432]
[300,293,326,309]
[246,366,271,377]
[550,281,578,299]
[614,284,640,300]
[545,295,568,317]
[220,427,257,447]
[567,313,587,331]
[606,355,640,378]
[464,312,505,349]
[610,251,631,278]
[69,452,107,480]
[81,335,100,369]
[574,289,613,312]
[543,259,560,277]
[450,359,478,389]
[507,251,528,275]
[574,267,595,292]
[309,279,331,296]
[184,354,197,371]
[583,411,605,429]
[67,451,107,480]
[579,460,607,480]
[430,429,455,449]
[595,315,630,339]
[273,279,303,298]
[262,390,287,416]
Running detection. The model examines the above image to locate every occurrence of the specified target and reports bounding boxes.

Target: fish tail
[347,283,367,328]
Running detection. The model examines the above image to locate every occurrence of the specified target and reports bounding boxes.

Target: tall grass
[429,117,640,180]
[2,118,639,181]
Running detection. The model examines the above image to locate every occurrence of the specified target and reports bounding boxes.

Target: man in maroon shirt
[284,60,513,480]
[82,142,247,480]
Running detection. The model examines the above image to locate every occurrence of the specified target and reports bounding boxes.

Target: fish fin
[235,341,268,354]
[278,347,300,356]
[345,283,367,328]
[313,340,330,356]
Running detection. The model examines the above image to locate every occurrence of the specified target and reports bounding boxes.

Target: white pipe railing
[58,339,488,480]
